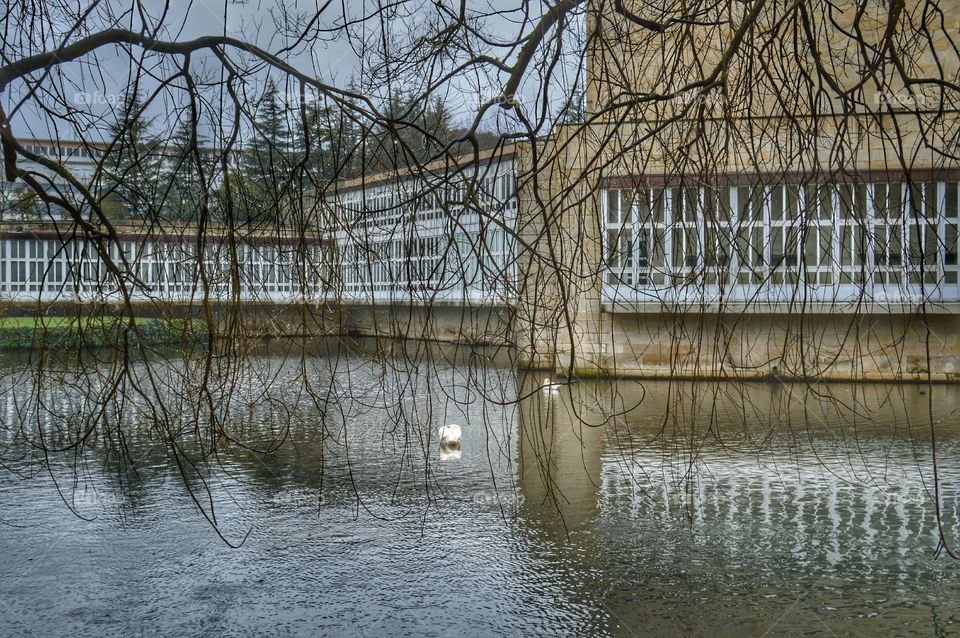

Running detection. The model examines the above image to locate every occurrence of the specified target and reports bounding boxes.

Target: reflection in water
[519,379,960,635]
[0,353,958,636]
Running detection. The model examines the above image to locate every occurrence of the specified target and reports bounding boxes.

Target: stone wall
[559,307,960,382]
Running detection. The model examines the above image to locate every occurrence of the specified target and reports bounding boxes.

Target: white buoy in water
[438,423,462,460]
[541,377,562,393]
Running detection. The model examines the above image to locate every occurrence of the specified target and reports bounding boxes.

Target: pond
[0,350,958,636]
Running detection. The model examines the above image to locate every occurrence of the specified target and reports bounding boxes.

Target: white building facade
[327,149,519,305]
[0,227,327,302]
[600,178,960,309]
[0,144,520,306]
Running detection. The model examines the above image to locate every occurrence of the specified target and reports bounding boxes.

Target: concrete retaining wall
[553,309,960,382]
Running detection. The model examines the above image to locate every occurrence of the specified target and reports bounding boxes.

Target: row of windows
[23,144,104,159]
[336,228,515,296]
[0,239,330,298]
[603,182,960,291]
[0,239,322,262]
[605,182,959,225]
[333,167,517,229]
[21,144,217,161]
[0,231,519,301]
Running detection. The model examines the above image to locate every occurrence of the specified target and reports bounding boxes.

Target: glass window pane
[685,188,698,222]
[946,224,958,266]
[925,182,937,219]
[652,189,666,223]
[840,226,853,267]
[719,187,733,223]
[855,183,867,219]
[706,227,717,265]
[890,226,902,266]
[804,230,817,266]
[819,186,832,221]
[621,189,634,224]
[672,228,684,268]
[684,227,697,266]
[819,227,832,267]
[909,226,922,265]
[771,227,785,265]
[855,225,866,265]
[606,190,618,223]
[771,186,784,221]
[637,229,649,267]
[703,188,717,222]
[947,182,959,220]
[874,183,888,218]
[787,185,800,220]
[803,185,816,219]
[651,229,666,267]
[875,224,888,265]
[890,183,903,219]
[606,230,620,266]
[751,227,765,265]
[924,223,937,265]
[839,184,853,220]
[738,186,750,220]
[636,189,650,224]
[751,187,765,221]
[908,183,923,218]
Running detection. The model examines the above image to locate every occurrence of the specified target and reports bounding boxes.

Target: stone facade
[513,0,960,381]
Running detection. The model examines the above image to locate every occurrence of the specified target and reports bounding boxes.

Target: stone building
[514,0,960,380]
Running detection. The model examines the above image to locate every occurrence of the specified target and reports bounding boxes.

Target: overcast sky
[5,1,582,143]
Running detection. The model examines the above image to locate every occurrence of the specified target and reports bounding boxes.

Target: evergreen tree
[102,90,162,219]
[297,100,331,181]
[297,98,364,182]
[559,86,587,125]
[161,119,208,221]
[371,91,454,171]
[241,81,293,222]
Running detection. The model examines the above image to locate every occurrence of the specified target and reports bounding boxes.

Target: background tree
[558,86,586,124]
[101,90,162,220]
[298,97,364,183]
[369,91,455,171]
[160,119,209,222]
[240,81,294,223]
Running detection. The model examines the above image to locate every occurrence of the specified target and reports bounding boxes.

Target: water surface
[0,354,958,636]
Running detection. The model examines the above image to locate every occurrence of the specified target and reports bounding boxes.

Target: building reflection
[515,373,960,552]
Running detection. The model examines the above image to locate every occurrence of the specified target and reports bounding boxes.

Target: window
[837,184,868,285]
[604,189,637,286]
[599,180,960,302]
[904,182,940,285]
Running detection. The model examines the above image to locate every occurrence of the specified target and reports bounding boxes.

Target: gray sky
[5,0,583,142]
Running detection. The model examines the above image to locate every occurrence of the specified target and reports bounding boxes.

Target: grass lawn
[0,316,162,329]
[0,316,205,349]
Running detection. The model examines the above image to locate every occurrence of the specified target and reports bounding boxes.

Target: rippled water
[0,351,958,636]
